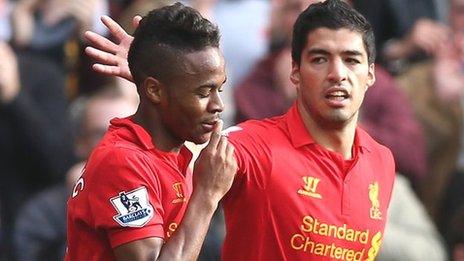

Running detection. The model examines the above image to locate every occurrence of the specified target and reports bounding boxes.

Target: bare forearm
[157,190,219,261]
[115,122,234,261]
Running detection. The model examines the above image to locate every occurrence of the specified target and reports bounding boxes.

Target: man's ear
[366,63,376,89]
[290,60,301,86]
[142,77,164,104]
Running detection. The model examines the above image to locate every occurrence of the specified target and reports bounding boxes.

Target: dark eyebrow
[343,50,363,56]
[198,77,227,89]
[307,48,330,56]
[307,48,363,57]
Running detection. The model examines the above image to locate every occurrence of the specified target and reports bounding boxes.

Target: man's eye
[346,58,360,64]
[197,88,212,98]
[198,92,210,98]
[311,57,326,64]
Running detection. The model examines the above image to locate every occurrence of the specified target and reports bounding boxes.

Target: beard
[307,106,358,130]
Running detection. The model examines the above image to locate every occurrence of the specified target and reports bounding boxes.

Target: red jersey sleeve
[381,146,396,210]
[224,123,273,188]
[87,148,165,248]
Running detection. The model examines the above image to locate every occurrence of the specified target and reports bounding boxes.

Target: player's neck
[132,106,183,153]
[298,103,356,160]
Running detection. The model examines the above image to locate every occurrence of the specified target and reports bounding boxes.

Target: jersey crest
[110,186,154,227]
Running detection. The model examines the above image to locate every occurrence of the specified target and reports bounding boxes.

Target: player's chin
[190,131,212,145]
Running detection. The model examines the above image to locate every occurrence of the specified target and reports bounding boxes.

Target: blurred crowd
[0,0,463,260]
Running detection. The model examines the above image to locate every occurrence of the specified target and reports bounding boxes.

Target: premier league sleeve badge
[110,186,154,227]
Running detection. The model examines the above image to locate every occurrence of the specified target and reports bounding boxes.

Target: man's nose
[327,58,348,83]
[208,90,224,113]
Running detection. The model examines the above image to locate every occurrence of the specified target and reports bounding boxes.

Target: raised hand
[193,120,237,203]
[84,15,140,82]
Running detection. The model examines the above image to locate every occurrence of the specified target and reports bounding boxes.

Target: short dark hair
[128,2,220,86]
[291,0,376,65]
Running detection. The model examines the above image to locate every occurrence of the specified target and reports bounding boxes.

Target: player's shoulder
[357,127,395,165]
[224,115,285,139]
[95,139,149,162]
[85,142,153,181]
[358,128,389,151]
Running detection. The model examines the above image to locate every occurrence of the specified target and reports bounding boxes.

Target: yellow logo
[166,222,178,238]
[172,182,186,204]
[298,176,322,199]
[368,182,382,220]
[366,231,383,261]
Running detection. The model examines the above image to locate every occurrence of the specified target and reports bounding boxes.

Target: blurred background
[0,0,463,260]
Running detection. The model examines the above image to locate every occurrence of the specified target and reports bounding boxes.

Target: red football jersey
[222,104,395,261]
[66,117,192,261]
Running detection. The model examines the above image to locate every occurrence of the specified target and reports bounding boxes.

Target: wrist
[191,188,220,212]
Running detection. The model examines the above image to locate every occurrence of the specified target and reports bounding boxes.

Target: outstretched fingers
[92,64,125,78]
[85,46,119,65]
[84,31,119,54]
[84,15,134,82]
[101,15,131,42]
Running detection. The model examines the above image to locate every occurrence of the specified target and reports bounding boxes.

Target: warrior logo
[298,176,322,199]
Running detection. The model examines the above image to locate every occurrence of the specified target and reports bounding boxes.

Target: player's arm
[114,120,237,261]
[114,238,162,260]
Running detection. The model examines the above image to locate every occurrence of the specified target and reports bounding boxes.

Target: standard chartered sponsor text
[301,215,369,243]
[290,215,370,260]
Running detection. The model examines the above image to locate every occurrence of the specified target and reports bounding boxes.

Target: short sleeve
[383,147,396,209]
[225,123,273,188]
[87,148,165,248]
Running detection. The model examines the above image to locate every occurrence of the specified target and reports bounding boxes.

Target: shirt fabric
[222,103,396,261]
[66,117,192,261]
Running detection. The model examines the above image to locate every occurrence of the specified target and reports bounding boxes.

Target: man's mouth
[324,88,350,107]
[201,119,219,132]
[326,90,349,100]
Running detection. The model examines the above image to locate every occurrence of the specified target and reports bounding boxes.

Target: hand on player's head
[84,15,138,82]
